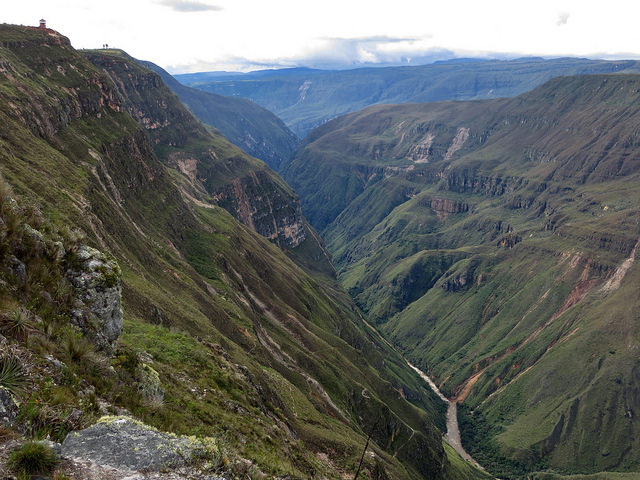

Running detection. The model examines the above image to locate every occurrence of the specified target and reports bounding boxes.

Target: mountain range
[175,58,640,138]
[1,20,639,480]
[284,73,640,477]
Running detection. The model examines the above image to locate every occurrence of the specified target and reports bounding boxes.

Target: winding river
[357,313,484,470]
[406,361,484,470]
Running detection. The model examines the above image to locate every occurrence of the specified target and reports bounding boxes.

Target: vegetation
[0,354,28,396]
[8,441,59,479]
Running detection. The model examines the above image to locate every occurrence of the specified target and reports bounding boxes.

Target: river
[406,361,484,470]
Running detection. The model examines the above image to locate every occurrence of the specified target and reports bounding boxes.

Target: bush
[8,441,59,478]
[19,399,66,442]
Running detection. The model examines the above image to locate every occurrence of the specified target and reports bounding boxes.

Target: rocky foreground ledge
[0,416,230,480]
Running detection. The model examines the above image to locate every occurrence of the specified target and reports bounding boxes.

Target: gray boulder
[0,386,18,425]
[7,255,27,284]
[62,416,219,472]
[67,245,123,353]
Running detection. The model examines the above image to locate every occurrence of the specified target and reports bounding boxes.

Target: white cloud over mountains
[156,0,222,12]
[5,0,640,73]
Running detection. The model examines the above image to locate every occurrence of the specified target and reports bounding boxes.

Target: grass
[8,441,59,478]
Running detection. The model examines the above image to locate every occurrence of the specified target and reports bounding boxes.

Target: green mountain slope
[140,59,299,171]
[83,48,332,277]
[285,74,640,477]
[177,58,640,138]
[0,24,487,479]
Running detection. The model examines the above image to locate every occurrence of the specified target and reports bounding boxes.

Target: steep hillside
[286,74,640,477]
[83,48,331,277]
[177,58,640,138]
[140,59,299,171]
[0,24,487,480]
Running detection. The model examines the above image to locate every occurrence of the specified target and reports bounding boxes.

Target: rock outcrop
[0,387,18,425]
[62,417,220,474]
[214,170,307,249]
[428,197,470,220]
[67,246,123,353]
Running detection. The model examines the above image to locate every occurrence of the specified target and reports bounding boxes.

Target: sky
[4,0,640,73]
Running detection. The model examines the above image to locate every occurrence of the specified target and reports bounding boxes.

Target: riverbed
[406,361,483,469]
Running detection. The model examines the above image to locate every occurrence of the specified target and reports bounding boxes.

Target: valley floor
[407,362,484,471]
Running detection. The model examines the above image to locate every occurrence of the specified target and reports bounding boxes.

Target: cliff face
[214,170,306,248]
[85,51,311,253]
[0,29,122,140]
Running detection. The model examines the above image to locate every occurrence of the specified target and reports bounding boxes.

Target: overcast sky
[4,0,640,73]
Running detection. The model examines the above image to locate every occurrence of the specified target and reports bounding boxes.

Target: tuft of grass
[0,354,28,396]
[1,309,33,341]
[8,441,59,478]
[64,334,92,363]
[0,424,17,440]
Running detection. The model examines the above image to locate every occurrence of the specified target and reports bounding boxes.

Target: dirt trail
[407,361,484,470]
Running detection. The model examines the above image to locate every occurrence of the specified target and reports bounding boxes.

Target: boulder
[7,255,27,284]
[0,386,18,425]
[136,363,164,404]
[67,245,123,353]
[61,416,219,472]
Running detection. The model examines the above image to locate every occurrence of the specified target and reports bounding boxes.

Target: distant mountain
[284,74,640,477]
[176,58,640,138]
[140,60,299,171]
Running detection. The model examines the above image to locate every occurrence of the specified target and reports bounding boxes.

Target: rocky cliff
[85,50,313,254]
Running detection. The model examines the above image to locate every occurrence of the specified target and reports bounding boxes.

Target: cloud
[166,36,517,74]
[274,36,446,70]
[557,12,570,26]
[156,0,222,12]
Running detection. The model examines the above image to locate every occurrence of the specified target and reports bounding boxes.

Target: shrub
[8,441,59,478]
[0,354,28,396]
